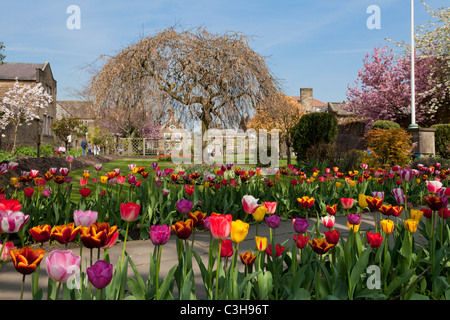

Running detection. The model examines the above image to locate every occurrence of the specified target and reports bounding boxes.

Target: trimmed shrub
[371,120,401,130]
[431,123,450,159]
[291,112,338,162]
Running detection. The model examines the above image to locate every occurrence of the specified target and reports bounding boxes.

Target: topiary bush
[291,112,338,163]
[430,123,450,159]
[371,120,401,130]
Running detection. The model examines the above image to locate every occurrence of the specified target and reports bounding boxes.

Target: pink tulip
[30,170,39,178]
[242,195,259,214]
[392,187,406,205]
[59,167,70,176]
[49,167,57,175]
[94,164,103,171]
[398,168,413,181]
[80,179,88,187]
[426,180,443,194]
[66,155,74,163]
[0,210,30,233]
[45,250,81,283]
[120,202,141,222]
[263,202,277,214]
[321,215,335,229]
[0,241,17,261]
[7,161,19,171]
[340,198,354,209]
[73,209,98,228]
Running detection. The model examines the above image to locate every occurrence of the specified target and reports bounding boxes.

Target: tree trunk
[286,136,291,165]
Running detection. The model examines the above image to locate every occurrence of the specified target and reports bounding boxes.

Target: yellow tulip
[10,177,19,185]
[349,180,356,187]
[380,219,395,235]
[255,236,268,252]
[404,219,418,233]
[82,172,90,180]
[336,182,342,188]
[416,179,421,184]
[410,209,423,222]
[347,221,360,232]
[358,194,368,208]
[100,176,108,184]
[231,220,249,244]
[252,205,267,222]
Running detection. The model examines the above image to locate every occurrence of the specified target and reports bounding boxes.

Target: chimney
[300,88,313,113]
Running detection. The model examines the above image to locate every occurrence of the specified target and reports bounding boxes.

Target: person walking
[81,139,87,156]
[87,141,93,155]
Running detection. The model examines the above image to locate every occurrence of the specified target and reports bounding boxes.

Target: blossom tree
[0,79,53,153]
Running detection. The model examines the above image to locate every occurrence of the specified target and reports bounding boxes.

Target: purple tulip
[155,180,162,187]
[398,168,413,181]
[265,214,281,229]
[372,191,384,200]
[86,260,113,290]
[151,162,158,169]
[176,199,193,215]
[391,188,405,205]
[203,216,211,230]
[73,209,98,228]
[347,213,361,225]
[149,225,171,245]
[292,218,309,234]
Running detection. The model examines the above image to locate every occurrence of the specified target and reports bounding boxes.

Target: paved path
[0,212,409,300]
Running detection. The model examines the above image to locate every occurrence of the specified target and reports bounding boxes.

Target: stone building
[291,88,328,113]
[0,62,57,151]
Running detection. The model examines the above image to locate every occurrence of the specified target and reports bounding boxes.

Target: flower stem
[215,240,222,300]
[121,222,130,270]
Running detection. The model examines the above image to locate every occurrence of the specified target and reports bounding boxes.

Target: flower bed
[0,159,448,300]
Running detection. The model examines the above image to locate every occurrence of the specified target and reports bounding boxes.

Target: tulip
[347,221,361,232]
[45,250,81,283]
[80,222,119,249]
[184,184,194,195]
[176,199,193,215]
[265,243,286,258]
[438,208,449,219]
[263,202,277,214]
[86,260,113,290]
[358,194,368,208]
[391,188,406,205]
[120,202,141,222]
[230,219,249,244]
[242,195,259,214]
[347,213,361,225]
[171,219,194,240]
[73,209,98,228]
[24,188,34,198]
[265,214,281,229]
[79,188,93,198]
[51,223,81,245]
[366,232,383,249]
[0,241,16,261]
[324,229,340,245]
[292,218,309,234]
[0,210,30,233]
[297,196,315,209]
[365,196,383,211]
[252,205,267,222]
[380,219,395,235]
[209,214,232,241]
[372,191,384,200]
[188,210,206,228]
[0,199,21,211]
[203,216,211,230]
[398,168,413,181]
[426,180,442,194]
[421,208,433,219]
[308,238,334,255]
[404,219,419,233]
[219,239,233,258]
[149,225,171,246]
[239,251,257,266]
[294,234,310,249]
[410,209,424,222]
[94,163,103,171]
[325,204,338,215]
[423,195,445,211]
[340,198,354,209]
[10,247,45,275]
[255,236,268,252]
[321,215,335,229]
[29,225,52,243]
[59,167,70,176]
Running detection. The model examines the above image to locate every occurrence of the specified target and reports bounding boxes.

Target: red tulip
[29,225,52,243]
[366,232,383,249]
[293,234,309,249]
[340,198,354,209]
[263,202,277,214]
[51,223,81,245]
[0,199,22,211]
[324,229,340,245]
[79,188,93,198]
[219,239,233,258]
[209,213,232,241]
[239,251,257,266]
[171,219,194,240]
[24,188,34,198]
[326,204,337,215]
[265,243,286,258]
[120,202,141,222]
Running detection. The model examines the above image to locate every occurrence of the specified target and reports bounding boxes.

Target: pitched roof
[291,96,327,107]
[0,62,46,81]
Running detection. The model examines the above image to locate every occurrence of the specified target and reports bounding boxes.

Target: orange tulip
[10,247,45,275]
[29,225,52,243]
[51,223,81,245]
[239,251,257,266]
[308,238,334,255]
[365,196,383,211]
[80,222,119,249]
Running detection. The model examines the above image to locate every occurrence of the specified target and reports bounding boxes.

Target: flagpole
[409,0,418,129]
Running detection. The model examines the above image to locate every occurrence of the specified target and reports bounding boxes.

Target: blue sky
[0,0,445,104]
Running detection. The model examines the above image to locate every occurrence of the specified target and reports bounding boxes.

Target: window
[42,115,47,135]
[164,132,170,139]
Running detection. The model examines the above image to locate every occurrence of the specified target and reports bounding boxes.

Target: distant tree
[89,26,280,144]
[247,93,303,165]
[51,116,82,151]
[0,42,5,64]
[0,79,52,154]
